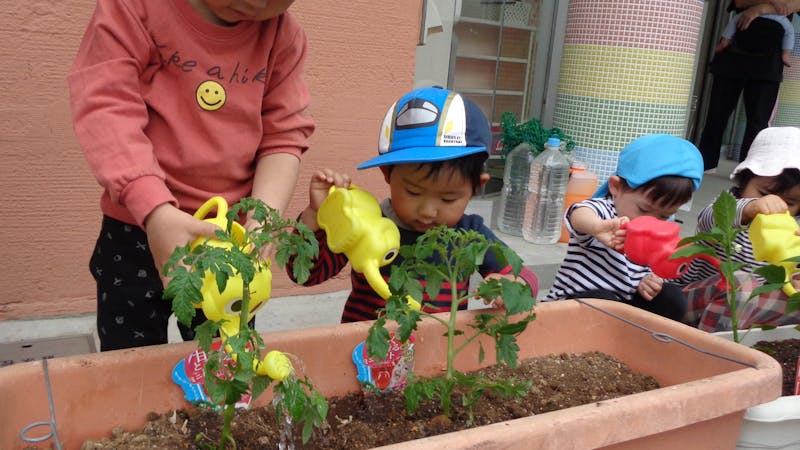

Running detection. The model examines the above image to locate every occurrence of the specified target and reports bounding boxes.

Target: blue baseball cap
[594,134,704,198]
[357,87,490,169]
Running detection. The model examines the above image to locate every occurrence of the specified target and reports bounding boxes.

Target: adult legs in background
[698,75,746,171]
[739,78,781,162]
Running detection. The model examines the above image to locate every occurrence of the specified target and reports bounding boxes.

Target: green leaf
[753,265,788,284]
[712,191,737,230]
[499,278,535,315]
[495,333,520,368]
[749,283,788,298]
[671,243,718,260]
[162,266,202,327]
[497,246,523,275]
[787,292,800,313]
[677,232,723,246]
[195,321,219,351]
[366,321,391,360]
[423,270,444,301]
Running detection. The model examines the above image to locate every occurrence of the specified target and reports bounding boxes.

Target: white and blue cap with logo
[357,87,491,169]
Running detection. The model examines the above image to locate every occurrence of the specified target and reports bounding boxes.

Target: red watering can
[621,216,721,280]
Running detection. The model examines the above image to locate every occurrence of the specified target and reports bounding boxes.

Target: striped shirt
[287,199,538,323]
[674,194,760,286]
[544,198,651,302]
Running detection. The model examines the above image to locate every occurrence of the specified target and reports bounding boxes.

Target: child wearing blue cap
[680,127,800,331]
[288,87,538,322]
[544,134,704,321]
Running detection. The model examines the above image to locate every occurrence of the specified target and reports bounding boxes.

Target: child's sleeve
[257,14,315,161]
[722,13,740,40]
[285,228,350,286]
[67,1,174,227]
[778,16,795,50]
[564,200,605,245]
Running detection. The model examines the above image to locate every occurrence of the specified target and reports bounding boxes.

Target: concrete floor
[0,158,738,359]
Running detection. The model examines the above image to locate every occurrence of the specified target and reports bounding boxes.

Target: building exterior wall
[0,1,422,320]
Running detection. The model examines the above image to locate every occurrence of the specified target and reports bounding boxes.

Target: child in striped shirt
[287,87,538,322]
[543,134,704,321]
[680,127,800,331]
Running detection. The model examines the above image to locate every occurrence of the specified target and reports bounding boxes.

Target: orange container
[558,164,598,243]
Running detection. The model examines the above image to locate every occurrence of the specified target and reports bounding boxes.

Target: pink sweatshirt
[68,0,314,227]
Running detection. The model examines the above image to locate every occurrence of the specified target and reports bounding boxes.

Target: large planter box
[715,325,800,450]
[0,300,782,449]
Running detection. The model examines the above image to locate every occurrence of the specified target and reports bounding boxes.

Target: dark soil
[754,338,799,396]
[78,352,660,450]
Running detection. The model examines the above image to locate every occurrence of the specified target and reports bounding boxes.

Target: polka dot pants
[91,216,205,351]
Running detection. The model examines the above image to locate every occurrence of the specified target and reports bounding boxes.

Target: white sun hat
[731,127,800,178]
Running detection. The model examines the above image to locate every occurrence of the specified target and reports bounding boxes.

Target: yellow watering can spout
[317,185,420,310]
[749,212,800,296]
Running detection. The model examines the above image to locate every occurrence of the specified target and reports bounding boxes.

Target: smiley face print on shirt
[196,80,226,111]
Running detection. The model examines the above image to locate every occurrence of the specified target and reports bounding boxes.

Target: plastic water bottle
[558,162,598,243]
[522,136,570,244]
[497,143,535,236]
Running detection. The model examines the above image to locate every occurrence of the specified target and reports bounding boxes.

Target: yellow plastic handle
[191,196,246,247]
[193,196,229,228]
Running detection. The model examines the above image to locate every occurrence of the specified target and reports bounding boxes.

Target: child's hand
[145,203,220,283]
[790,272,800,292]
[637,273,663,301]
[592,216,629,252]
[743,194,789,223]
[299,169,352,230]
[715,38,731,53]
[737,3,772,30]
[309,169,351,211]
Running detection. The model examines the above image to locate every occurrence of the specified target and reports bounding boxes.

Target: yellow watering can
[749,212,800,297]
[317,185,420,310]
[190,197,276,366]
[172,196,293,408]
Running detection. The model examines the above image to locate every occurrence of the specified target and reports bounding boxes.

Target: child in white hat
[681,126,800,331]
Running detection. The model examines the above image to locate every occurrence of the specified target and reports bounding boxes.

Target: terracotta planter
[0,300,782,450]
[715,325,800,449]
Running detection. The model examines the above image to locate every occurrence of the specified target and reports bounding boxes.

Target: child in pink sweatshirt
[68,0,314,351]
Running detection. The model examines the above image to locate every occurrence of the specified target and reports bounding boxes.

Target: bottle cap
[546,136,560,148]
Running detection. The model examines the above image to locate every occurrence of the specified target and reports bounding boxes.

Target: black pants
[572,282,687,322]
[698,74,780,171]
[91,216,206,351]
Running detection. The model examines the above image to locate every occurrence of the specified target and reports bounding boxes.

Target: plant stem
[239,281,251,336]
[445,267,459,381]
[218,403,235,450]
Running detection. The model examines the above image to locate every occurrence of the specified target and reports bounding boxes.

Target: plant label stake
[352,333,415,392]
